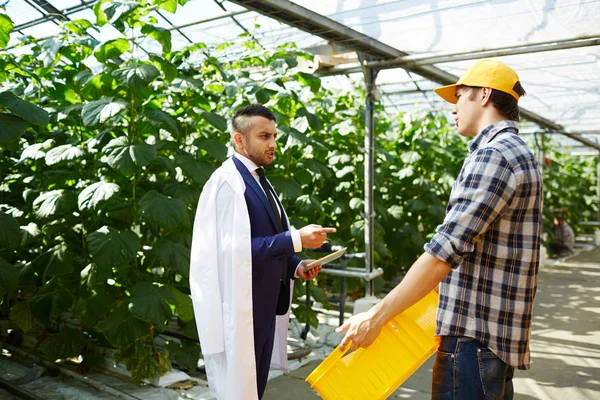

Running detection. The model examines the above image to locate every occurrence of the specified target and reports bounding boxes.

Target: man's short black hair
[231,104,276,136]
[467,82,526,121]
[233,104,276,123]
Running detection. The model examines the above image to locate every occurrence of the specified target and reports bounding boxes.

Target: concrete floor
[263,247,600,400]
[1,248,598,400]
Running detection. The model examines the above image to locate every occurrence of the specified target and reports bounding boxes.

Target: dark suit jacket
[232,156,301,330]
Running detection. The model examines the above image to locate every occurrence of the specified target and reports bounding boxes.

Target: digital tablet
[304,247,347,272]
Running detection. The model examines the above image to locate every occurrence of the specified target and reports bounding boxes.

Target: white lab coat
[189,158,292,400]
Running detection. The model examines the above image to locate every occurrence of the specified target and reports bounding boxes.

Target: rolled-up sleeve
[424,148,517,269]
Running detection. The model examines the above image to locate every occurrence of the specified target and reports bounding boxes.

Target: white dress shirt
[233,152,302,253]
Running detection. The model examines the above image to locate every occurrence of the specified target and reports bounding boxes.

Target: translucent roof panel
[289,0,600,54]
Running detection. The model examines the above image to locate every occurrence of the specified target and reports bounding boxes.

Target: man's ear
[233,132,244,148]
[481,87,493,106]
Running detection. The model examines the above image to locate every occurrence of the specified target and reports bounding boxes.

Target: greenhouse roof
[5,0,600,150]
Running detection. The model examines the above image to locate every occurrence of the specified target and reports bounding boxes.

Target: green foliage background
[0,1,597,381]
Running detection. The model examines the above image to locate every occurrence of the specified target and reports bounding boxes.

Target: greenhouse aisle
[264,247,600,400]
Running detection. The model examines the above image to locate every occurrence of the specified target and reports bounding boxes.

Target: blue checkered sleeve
[425,148,517,269]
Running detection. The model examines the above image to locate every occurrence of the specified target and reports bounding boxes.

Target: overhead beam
[366,35,600,70]
[15,1,95,31]
[228,0,600,151]
[315,35,600,76]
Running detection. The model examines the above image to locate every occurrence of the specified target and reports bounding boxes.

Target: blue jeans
[432,336,514,400]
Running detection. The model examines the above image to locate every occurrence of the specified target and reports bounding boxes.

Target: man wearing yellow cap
[337,60,542,399]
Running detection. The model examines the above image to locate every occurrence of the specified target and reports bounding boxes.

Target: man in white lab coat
[190,104,336,399]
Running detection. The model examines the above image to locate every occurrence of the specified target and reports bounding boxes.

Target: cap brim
[433,84,459,104]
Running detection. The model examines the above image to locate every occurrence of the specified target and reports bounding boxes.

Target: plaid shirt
[424,120,543,370]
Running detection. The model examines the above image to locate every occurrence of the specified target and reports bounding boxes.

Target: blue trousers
[254,318,276,399]
[432,336,514,400]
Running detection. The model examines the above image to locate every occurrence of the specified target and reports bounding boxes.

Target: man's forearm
[369,252,451,328]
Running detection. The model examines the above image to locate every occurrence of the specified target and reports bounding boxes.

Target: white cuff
[291,230,302,252]
[294,260,303,279]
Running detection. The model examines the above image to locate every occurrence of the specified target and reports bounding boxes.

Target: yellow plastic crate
[306,291,440,400]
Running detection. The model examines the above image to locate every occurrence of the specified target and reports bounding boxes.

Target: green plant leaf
[309,284,330,308]
[102,1,141,24]
[0,91,49,125]
[296,72,321,93]
[149,55,177,82]
[63,19,93,35]
[82,347,105,369]
[112,63,160,92]
[163,183,199,205]
[169,287,194,322]
[153,239,190,277]
[269,176,302,200]
[196,138,227,161]
[82,97,128,127]
[20,222,40,248]
[87,226,140,268]
[124,347,161,382]
[145,109,178,135]
[139,191,188,231]
[76,285,115,325]
[97,302,151,349]
[39,38,62,67]
[291,116,309,133]
[255,88,276,104]
[32,190,76,218]
[45,144,85,165]
[295,194,324,214]
[9,302,34,332]
[28,278,74,325]
[0,258,18,300]
[44,243,76,277]
[293,303,318,328]
[103,136,156,176]
[296,108,322,132]
[200,111,227,132]
[0,113,29,144]
[0,13,14,49]
[141,24,171,53]
[401,151,422,164]
[164,340,199,371]
[94,38,131,62]
[78,181,120,210]
[93,0,111,26]
[0,213,20,251]
[129,282,175,329]
[19,139,53,162]
[40,329,88,361]
[301,159,331,178]
[152,0,178,13]
[177,155,215,185]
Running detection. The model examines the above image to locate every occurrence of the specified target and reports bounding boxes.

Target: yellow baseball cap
[434,60,521,104]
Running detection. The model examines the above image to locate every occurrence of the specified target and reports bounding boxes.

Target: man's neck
[476,111,508,134]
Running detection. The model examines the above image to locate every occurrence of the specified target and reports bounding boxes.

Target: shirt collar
[233,152,260,174]
[468,120,519,154]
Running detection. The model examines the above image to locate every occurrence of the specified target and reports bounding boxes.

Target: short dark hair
[232,104,276,136]
[466,82,526,121]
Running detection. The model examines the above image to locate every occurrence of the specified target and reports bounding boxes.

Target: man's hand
[335,311,383,351]
[299,224,336,248]
[296,260,322,280]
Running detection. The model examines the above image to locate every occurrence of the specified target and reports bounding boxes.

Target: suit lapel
[232,156,280,232]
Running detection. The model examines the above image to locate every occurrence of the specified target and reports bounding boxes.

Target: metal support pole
[301,280,311,340]
[536,132,545,174]
[597,154,600,223]
[339,257,346,326]
[362,62,378,297]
